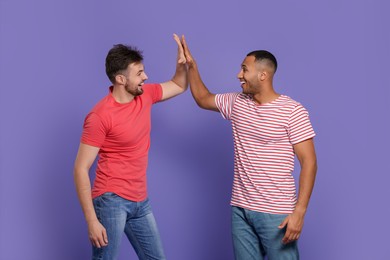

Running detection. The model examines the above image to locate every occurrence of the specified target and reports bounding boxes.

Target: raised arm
[160,34,188,101]
[74,143,108,248]
[181,35,218,112]
[279,138,317,244]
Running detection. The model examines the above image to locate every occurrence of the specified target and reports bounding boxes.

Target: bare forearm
[188,63,214,108]
[74,168,98,223]
[295,161,317,214]
[171,63,188,92]
[181,35,217,111]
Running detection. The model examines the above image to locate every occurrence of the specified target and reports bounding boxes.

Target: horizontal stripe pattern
[216,93,315,214]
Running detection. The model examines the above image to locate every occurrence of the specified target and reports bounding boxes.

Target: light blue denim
[92,192,166,260]
[232,206,299,260]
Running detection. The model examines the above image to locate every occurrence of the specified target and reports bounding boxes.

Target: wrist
[294,205,307,215]
[86,218,100,226]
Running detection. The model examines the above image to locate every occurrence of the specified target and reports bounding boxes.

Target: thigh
[124,198,166,260]
[92,192,127,260]
[231,206,264,260]
[251,212,299,260]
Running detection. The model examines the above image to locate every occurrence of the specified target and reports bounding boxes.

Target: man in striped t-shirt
[181,36,317,260]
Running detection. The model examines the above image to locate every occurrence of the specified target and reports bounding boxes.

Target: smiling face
[237,54,277,96]
[237,55,262,95]
[118,62,148,97]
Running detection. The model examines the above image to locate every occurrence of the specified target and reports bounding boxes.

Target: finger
[182,36,189,51]
[288,233,295,243]
[181,36,193,62]
[91,237,101,248]
[173,33,182,47]
[97,235,107,248]
[278,217,288,229]
[102,229,108,244]
[173,34,186,64]
[292,232,300,241]
[282,236,293,244]
[281,226,291,244]
[284,228,299,244]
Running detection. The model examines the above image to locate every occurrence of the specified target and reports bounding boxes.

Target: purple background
[1,0,389,259]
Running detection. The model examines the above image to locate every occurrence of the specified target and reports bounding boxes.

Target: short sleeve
[215,93,240,120]
[143,83,162,104]
[288,104,316,144]
[81,112,108,148]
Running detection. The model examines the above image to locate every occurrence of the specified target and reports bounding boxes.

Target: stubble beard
[125,82,144,97]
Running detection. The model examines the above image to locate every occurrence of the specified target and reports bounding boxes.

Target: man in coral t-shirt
[74,34,187,260]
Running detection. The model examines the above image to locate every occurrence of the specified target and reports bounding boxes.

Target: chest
[105,101,152,147]
[231,104,291,143]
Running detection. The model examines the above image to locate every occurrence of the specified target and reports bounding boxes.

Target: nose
[237,69,243,79]
[143,72,148,80]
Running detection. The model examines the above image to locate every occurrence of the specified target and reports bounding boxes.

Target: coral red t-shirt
[81,84,162,202]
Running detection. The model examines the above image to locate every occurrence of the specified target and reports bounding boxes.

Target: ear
[258,70,267,81]
[115,74,126,85]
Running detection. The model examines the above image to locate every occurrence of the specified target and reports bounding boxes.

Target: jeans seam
[127,222,148,259]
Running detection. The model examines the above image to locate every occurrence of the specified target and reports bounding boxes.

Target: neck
[111,85,134,104]
[252,85,279,105]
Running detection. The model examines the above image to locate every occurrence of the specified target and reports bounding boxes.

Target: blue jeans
[92,193,166,260]
[232,206,299,260]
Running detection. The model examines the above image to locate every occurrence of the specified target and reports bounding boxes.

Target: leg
[124,198,166,260]
[92,192,127,260]
[231,206,264,260]
[248,211,299,260]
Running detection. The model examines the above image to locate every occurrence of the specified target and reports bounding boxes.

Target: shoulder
[216,92,248,103]
[89,94,112,116]
[140,83,162,103]
[142,83,162,94]
[276,95,306,111]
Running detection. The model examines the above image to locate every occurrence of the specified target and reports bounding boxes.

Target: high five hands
[173,34,195,67]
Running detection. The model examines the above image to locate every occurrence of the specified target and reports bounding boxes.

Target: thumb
[278,217,288,229]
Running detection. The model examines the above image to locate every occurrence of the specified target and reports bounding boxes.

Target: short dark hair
[105,44,143,83]
[246,50,277,73]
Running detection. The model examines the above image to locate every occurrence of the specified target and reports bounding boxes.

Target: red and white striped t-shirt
[215,93,316,214]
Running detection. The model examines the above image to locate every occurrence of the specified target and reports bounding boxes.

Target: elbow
[73,165,89,179]
[73,166,81,179]
[194,98,203,108]
[194,98,209,110]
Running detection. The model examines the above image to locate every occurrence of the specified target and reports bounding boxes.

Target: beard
[125,82,144,96]
[241,79,259,95]
[241,83,253,95]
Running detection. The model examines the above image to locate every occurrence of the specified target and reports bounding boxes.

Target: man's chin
[135,89,144,96]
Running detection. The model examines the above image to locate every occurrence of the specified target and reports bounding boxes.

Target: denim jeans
[92,193,166,260]
[232,206,299,260]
